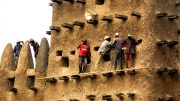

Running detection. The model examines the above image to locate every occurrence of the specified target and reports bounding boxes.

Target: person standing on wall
[112,33,124,70]
[14,39,24,66]
[98,36,112,56]
[29,38,39,58]
[124,34,142,69]
[77,39,91,73]
[95,36,111,69]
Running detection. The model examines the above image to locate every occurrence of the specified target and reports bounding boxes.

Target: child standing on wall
[77,39,91,73]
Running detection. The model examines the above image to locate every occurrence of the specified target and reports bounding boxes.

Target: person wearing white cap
[98,35,111,55]
[115,32,120,37]
[127,34,132,37]
[95,35,111,69]
[112,32,124,70]
[124,34,142,68]
[13,39,24,66]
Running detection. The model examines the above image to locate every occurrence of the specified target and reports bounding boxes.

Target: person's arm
[134,38,142,45]
[88,46,90,52]
[88,46,91,58]
[112,39,116,46]
[122,39,125,45]
[137,39,142,45]
[36,43,39,52]
[29,41,32,46]
[131,38,139,45]
[13,46,16,53]
[121,39,126,50]
[98,42,104,53]
[34,43,39,57]
[106,42,112,51]
[35,47,39,54]
[21,41,24,44]
[77,44,81,49]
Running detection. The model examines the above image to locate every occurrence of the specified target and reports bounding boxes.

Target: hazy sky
[0,0,52,61]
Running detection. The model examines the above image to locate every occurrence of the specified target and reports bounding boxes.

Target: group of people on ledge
[13,33,142,73]
[77,33,142,73]
[13,38,39,66]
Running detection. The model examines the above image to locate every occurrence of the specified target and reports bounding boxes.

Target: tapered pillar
[0,43,16,71]
[35,38,49,73]
[13,41,34,101]
[0,43,16,101]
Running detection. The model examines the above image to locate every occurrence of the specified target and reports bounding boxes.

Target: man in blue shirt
[112,33,124,70]
[14,40,24,66]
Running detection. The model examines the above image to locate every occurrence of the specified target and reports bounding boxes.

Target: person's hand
[137,39,142,44]
[122,47,126,50]
[77,44,82,49]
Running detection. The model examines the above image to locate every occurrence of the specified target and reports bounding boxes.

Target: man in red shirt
[77,39,91,73]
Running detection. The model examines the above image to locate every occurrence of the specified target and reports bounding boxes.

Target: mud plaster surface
[46,0,180,101]
[0,0,179,101]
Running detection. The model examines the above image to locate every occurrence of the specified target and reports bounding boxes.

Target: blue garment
[79,56,88,73]
[114,50,123,70]
[14,44,23,57]
[112,37,124,70]
[113,38,124,51]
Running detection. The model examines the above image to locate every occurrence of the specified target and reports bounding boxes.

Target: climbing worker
[29,38,39,58]
[13,39,24,66]
[95,36,111,69]
[98,36,111,55]
[124,34,142,69]
[112,33,124,70]
[77,39,91,73]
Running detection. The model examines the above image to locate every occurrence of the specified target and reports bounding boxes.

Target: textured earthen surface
[0,43,15,101]
[0,43,16,71]
[0,0,180,101]
[46,0,180,101]
[36,38,49,73]
[34,38,50,101]
[0,41,48,101]
[12,41,34,101]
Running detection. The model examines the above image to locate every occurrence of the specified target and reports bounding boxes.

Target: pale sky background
[0,0,52,62]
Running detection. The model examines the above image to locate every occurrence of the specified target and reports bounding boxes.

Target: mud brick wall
[46,0,180,101]
[0,38,49,101]
[0,0,179,101]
